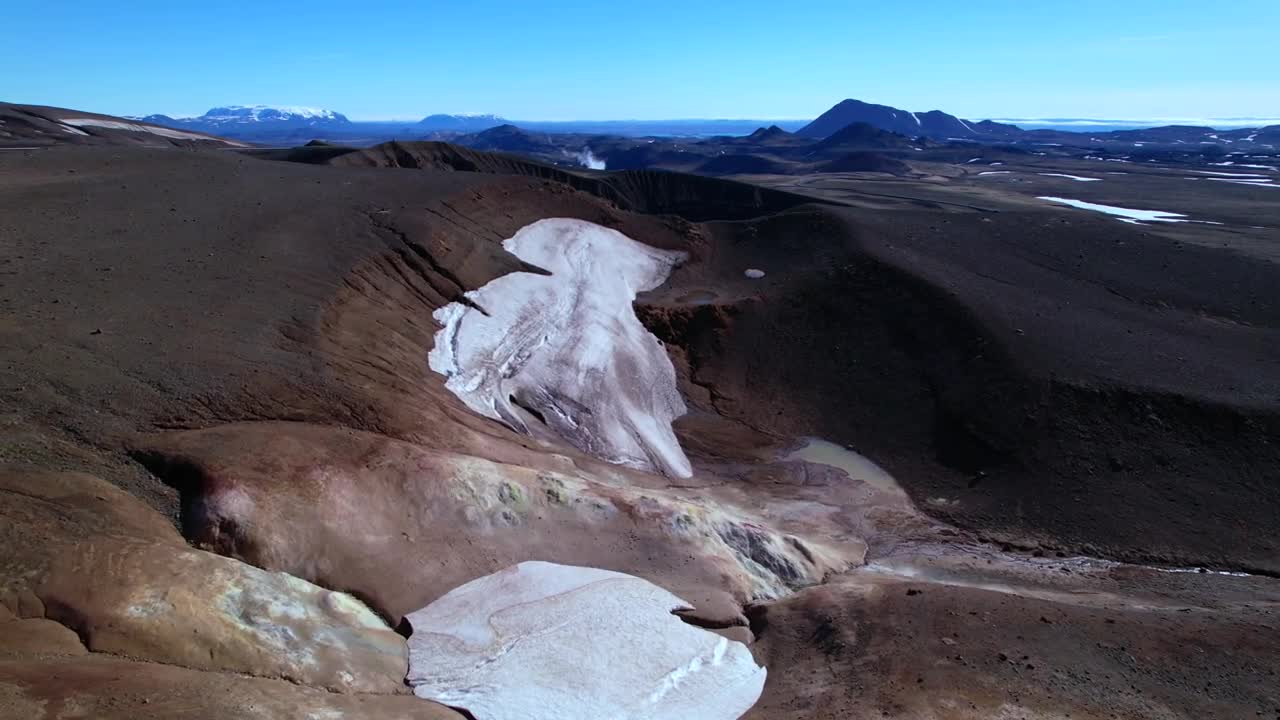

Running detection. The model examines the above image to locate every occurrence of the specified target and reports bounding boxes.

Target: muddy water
[782,438,904,497]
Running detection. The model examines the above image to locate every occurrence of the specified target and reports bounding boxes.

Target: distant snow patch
[429,218,692,478]
[1038,173,1102,182]
[977,171,1011,176]
[60,118,240,144]
[744,268,765,279]
[1037,197,1190,224]
[1207,178,1278,188]
[1191,170,1270,178]
[1149,566,1253,578]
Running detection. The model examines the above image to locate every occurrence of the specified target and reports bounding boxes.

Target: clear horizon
[6,0,1279,122]
[125,107,1280,127]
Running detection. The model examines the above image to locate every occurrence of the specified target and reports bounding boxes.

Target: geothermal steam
[576,148,607,170]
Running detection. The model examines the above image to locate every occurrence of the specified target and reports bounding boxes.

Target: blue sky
[5,0,1278,121]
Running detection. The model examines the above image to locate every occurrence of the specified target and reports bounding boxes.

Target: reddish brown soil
[1,141,1278,718]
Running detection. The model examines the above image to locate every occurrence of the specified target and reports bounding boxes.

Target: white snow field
[1037,197,1190,224]
[1038,173,1102,182]
[60,118,245,144]
[1206,177,1279,188]
[429,218,693,478]
[405,561,767,720]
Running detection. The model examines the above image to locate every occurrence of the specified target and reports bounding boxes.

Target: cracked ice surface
[429,218,693,478]
[405,561,766,720]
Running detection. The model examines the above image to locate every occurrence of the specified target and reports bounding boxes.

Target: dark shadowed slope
[812,122,921,150]
[290,140,827,221]
[452,124,560,153]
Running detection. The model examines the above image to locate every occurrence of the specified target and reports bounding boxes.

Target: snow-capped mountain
[196,105,350,125]
[139,105,351,135]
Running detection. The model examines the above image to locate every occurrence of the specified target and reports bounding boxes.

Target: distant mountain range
[136,106,811,139]
[10,101,1280,186]
[785,106,1279,152]
[795,98,1279,149]
[129,101,1280,150]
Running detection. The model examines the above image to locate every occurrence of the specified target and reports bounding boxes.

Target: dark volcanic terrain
[1,105,1278,719]
[0,103,245,148]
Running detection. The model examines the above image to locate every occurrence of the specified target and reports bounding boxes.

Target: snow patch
[1149,566,1254,578]
[405,561,766,720]
[60,118,241,144]
[1191,170,1270,178]
[1037,197,1190,224]
[1038,173,1102,182]
[428,218,692,478]
[744,268,765,279]
[1207,178,1278,188]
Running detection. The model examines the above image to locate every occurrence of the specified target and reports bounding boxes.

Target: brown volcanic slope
[298,139,1280,575]
[0,103,245,148]
[1,139,1278,718]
